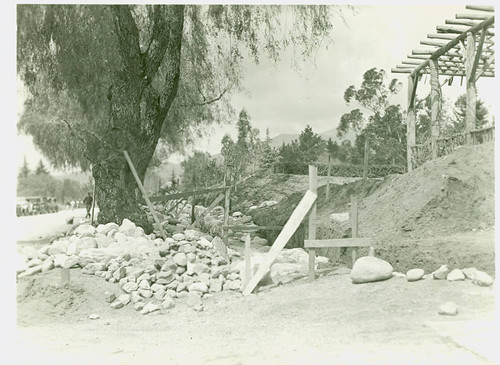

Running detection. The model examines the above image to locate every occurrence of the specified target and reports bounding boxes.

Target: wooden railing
[410,125,494,169]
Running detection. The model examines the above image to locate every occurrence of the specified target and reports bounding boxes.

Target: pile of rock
[17,218,328,314]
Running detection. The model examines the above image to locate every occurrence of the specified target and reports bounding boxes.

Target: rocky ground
[15,142,496,364]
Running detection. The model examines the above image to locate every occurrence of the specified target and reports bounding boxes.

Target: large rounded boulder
[350,256,393,284]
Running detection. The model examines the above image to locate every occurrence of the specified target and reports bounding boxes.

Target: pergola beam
[391,68,494,77]
[456,13,492,20]
[465,5,494,12]
[437,24,494,36]
[446,19,481,27]
[410,16,494,77]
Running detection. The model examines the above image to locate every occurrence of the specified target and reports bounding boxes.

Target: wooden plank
[308,165,318,282]
[351,196,359,267]
[223,165,230,245]
[189,193,224,228]
[148,186,228,202]
[446,19,481,27]
[90,175,96,225]
[304,238,372,248]
[242,190,317,295]
[326,155,331,200]
[123,150,167,240]
[456,13,491,20]
[420,40,452,48]
[408,55,429,60]
[465,5,494,12]
[223,225,283,231]
[363,137,369,183]
[402,60,422,65]
[243,233,251,290]
[412,49,434,55]
[438,24,494,36]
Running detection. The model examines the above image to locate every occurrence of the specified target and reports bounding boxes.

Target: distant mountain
[269,127,355,148]
[269,133,302,148]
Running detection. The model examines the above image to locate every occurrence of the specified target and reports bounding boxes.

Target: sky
[14,4,497,169]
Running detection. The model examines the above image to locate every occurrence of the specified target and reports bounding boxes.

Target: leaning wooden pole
[464,31,477,144]
[429,58,442,159]
[123,150,167,240]
[407,74,418,172]
[326,155,331,201]
[308,165,318,282]
[223,164,231,246]
[350,196,359,268]
[91,176,96,225]
[363,137,369,186]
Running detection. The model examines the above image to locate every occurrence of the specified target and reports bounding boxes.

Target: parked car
[16,197,30,216]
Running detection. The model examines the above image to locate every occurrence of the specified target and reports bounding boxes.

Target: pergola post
[406,74,418,172]
[464,32,477,144]
[429,58,442,159]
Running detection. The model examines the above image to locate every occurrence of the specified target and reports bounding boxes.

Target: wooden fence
[410,125,494,169]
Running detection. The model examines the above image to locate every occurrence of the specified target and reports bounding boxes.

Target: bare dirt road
[16,208,88,243]
[16,264,497,365]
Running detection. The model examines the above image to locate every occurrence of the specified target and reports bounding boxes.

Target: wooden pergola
[391,5,495,171]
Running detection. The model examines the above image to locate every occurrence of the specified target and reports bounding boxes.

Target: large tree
[298,125,325,165]
[17,5,340,231]
[337,68,405,165]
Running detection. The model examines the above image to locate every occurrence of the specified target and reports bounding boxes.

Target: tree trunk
[91,5,185,233]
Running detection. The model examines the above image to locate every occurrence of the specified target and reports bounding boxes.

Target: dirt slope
[235,142,495,273]
[357,142,495,273]
[359,142,494,241]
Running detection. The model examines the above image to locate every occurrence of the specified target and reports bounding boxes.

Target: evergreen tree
[298,125,325,165]
[19,156,31,178]
[35,160,49,175]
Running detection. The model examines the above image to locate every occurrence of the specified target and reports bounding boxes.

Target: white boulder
[350,256,393,284]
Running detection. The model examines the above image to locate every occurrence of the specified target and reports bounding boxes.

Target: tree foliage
[298,125,325,164]
[19,156,31,178]
[451,94,489,132]
[337,68,405,165]
[415,93,489,143]
[35,160,49,175]
[180,151,223,191]
[278,125,325,166]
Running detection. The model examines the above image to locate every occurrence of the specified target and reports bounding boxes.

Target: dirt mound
[353,142,495,273]
[17,269,119,325]
[359,142,494,241]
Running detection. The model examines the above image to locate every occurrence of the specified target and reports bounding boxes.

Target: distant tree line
[180,68,491,185]
[17,157,91,205]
